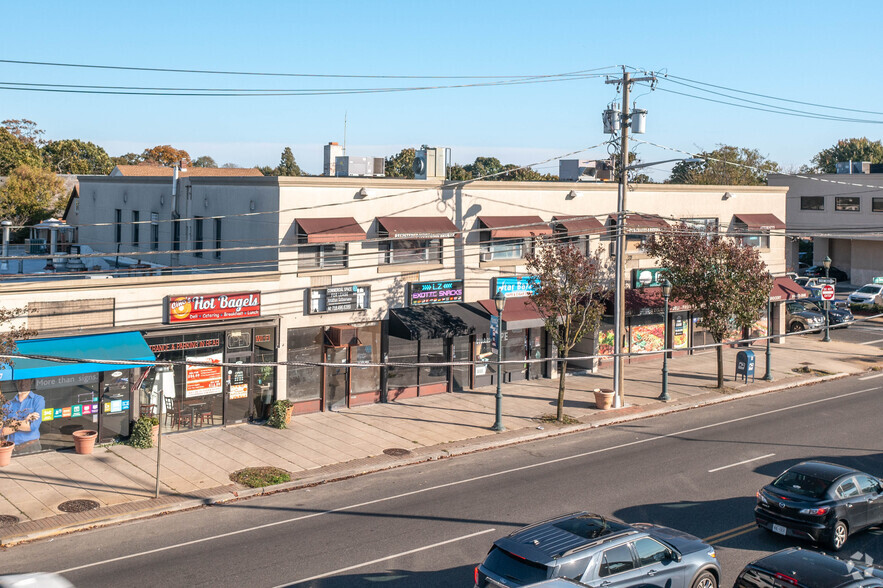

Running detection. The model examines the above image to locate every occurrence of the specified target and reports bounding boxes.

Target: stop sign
[821,284,836,300]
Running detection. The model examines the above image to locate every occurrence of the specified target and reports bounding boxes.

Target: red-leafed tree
[141,145,191,167]
[526,239,609,421]
[643,226,772,388]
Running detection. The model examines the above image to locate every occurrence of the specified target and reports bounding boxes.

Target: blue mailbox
[735,350,756,383]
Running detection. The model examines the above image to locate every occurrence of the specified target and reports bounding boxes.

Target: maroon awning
[552,215,604,235]
[608,213,670,232]
[769,276,807,301]
[478,216,552,238]
[478,296,546,329]
[377,216,459,238]
[734,214,786,230]
[296,218,366,243]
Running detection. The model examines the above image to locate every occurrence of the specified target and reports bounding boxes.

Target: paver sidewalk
[1,329,881,544]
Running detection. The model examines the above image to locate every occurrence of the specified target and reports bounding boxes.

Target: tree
[643,226,772,388]
[448,163,470,181]
[526,239,609,422]
[276,147,302,176]
[111,153,142,166]
[385,148,415,178]
[141,145,191,167]
[42,139,113,175]
[191,155,218,168]
[0,164,64,239]
[499,164,558,181]
[809,138,883,173]
[0,128,44,176]
[465,156,505,179]
[668,145,779,185]
[257,165,276,176]
[221,162,240,168]
[2,119,47,146]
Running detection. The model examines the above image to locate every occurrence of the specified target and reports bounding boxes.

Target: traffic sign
[817,277,836,285]
[821,284,836,301]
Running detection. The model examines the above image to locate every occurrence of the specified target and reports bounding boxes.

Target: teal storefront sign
[632,268,670,288]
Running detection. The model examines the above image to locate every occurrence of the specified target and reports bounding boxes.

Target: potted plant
[267,399,294,429]
[72,429,98,455]
[129,415,160,449]
[0,391,16,467]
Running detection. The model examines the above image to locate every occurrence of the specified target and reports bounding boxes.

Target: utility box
[735,350,756,383]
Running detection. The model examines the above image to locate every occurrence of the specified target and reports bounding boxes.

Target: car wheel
[829,520,848,551]
[691,571,717,588]
[789,322,804,333]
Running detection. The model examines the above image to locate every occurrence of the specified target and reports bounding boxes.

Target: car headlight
[707,548,716,559]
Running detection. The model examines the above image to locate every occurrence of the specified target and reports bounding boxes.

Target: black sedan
[734,548,883,587]
[755,461,883,551]
[800,297,854,327]
[803,265,849,282]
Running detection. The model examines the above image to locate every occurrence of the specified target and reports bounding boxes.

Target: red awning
[608,213,670,232]
[478,216,552,238]
[377,216,459,238]
[769,276,808,301]
[734,214,786,230]
[552,215,604,235]
[478,296,546,329]
[296,218,366,243]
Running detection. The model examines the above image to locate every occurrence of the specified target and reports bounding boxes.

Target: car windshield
[771,471,830,499]
[483,547,549,584]
[857,286,880,294]
[801,301,822,312]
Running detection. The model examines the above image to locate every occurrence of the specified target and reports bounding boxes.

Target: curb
[0,369,867,546]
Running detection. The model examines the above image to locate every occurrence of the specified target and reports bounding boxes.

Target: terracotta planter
[0,441,14,467]
[72,429,98,455]
[151,424,160,447]
[284,405,295,425]
[593,388,615,410]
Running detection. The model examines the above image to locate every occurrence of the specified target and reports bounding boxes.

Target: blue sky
[2,1,881,178]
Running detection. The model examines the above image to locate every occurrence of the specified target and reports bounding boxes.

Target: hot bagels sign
[166,292,261,323]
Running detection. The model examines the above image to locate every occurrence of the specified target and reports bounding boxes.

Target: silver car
[474,512,720,588]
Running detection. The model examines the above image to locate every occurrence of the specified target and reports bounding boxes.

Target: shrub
[266,399,293,429]
[129,415,159,449]
[230,466,291,488]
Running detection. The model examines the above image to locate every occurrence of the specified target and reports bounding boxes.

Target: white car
[847,284,883,305]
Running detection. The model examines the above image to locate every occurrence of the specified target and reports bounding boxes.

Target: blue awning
[3,332,155,381]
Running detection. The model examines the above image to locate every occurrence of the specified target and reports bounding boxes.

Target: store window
[835,196,860,212]
[132,210,140,247]
[299,243,348,270]
[384,239,443,265]
[387,337,419,389]
[350,323,381,396]
[419,338,447,386]
[287,327,323,402]
[873,197,883,212]
[801,196,825,211]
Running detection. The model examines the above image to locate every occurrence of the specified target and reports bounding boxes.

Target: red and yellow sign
[167,292,261,323]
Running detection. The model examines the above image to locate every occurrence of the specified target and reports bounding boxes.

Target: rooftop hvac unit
[334,156,385,177]
[414,147,447,180]
[25,238,46,254]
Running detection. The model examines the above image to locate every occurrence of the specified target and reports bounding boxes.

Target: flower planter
[72,430,98,455]
[593,388,615,410]
[0,441,14,467]
[151,424,160,447]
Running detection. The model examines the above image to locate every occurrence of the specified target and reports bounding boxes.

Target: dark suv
[474,512,720,588]
[786,301,825,333]
[734,547,883,587]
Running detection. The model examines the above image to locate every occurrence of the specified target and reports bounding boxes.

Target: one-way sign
[817,277,837,285]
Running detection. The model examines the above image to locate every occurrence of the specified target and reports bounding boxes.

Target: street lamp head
[661,278,672,298]
[823,256,832,269]
[494,290,507,313]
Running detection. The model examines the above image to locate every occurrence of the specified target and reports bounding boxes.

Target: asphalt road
[2,375,882,588]
[835,318,883,349]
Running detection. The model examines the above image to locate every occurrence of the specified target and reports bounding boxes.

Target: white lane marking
[54,384,882,576]
[861,338,883,345]
[278,528,497,587]
[708,453,776,473]
[859,373,883,381]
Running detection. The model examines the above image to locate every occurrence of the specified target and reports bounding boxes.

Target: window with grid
[384,238,442,264]
[299,243,348,269]
[480,233,532,261]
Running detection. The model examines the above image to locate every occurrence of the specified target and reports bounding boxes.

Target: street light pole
[659,279,671,402]
[492,290,507,432]
[823,255,832,343]
[763,299,773,381]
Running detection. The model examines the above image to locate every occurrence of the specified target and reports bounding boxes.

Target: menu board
[409,280,464,306]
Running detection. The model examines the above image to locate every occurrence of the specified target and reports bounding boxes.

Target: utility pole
[605,66,655,408]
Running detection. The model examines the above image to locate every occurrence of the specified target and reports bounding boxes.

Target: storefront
[476,296,549,386]
[142,291,278,432]
[1,332,155,454]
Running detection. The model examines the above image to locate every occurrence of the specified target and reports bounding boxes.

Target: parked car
[474,512,720,588]
[794,276,819,289]
[733,547,883,587]
[803,265,849,283]
[754,461,883,550]
[0,574,74,588]
[785,301,825,333]
[799,297,854,328]
[847,283,883,306]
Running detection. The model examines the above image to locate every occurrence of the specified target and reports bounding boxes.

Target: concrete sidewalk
[1,329,881,545]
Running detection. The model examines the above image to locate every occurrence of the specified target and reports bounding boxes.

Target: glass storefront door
[100,370,132,442]
[503,329,528,382]
[451,336,471,391]
[225,354,253,424]
[324,347,348,411]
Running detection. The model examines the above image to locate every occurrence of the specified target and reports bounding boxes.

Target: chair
[196,398,215,427]
[140,404,156,418]
[163,397,190,429]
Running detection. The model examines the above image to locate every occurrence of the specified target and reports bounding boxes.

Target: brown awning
[478,216,552,238]
[552,215,604,235]
[478,296,546,329]
[608,213,670,232]
[377,216,459,239]
[734,214,786,230]
[769,276,808,301]
[297,218,366,243]
[624,286,691,314]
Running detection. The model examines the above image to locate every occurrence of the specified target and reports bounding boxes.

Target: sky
[2,0,882,180]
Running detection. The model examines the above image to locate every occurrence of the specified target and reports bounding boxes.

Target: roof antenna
[343,111,347,155]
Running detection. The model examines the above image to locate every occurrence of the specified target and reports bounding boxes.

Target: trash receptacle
[735,350,756,383]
